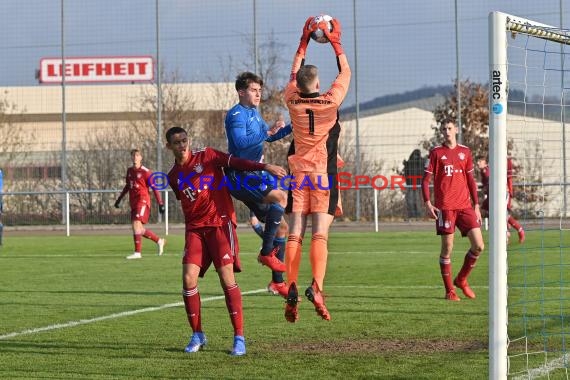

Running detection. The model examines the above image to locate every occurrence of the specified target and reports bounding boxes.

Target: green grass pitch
[0,229,493,379]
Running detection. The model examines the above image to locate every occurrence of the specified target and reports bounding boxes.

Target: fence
[0,187,401,233]
[0,1,567,226]
[1,180,554,234]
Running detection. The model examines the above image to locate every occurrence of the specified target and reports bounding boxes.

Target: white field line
[0,288,266,340]
[0,251,429,258]
[512,353,570,380]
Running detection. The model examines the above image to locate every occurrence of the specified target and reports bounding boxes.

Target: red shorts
[436,208,480,236]
[131,202,150,224]
[289,172,339,215]
[182,221,241,277]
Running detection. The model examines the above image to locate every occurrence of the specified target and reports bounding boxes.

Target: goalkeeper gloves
[158,204,165,215]
[114,199,121,209]
[297,16,315,56]
[324,18,344,56]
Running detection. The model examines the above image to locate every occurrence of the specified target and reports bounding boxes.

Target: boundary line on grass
[0,251,431,258]
[512,353,570,379]
[0,288,266,340]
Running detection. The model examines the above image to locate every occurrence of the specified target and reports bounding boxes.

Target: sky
[0,0,569,107]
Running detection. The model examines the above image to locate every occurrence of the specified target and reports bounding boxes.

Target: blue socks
[272,237,286,282]
[261,203,284,255]
[252,223,264,238]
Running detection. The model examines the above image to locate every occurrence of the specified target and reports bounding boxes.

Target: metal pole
[561,0,567,217]
[253,0,258,74]
[374,189,378,232]
[66,191,70,236]
[455,0,462,144]
[353,0,361,221]
[488,12,509,380]
[155,0,163,223]
[61,0,68,226]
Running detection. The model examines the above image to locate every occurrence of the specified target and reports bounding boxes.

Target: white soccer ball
[309,14,333,44]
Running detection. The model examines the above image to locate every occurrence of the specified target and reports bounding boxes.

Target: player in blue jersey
[225,72,292,297]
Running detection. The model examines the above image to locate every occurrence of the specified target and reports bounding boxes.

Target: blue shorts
[226,169,276,222]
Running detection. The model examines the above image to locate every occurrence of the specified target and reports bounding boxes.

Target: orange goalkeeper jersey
[284,53,351,174]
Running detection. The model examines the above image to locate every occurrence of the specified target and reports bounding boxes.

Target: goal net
[490,11,570,380]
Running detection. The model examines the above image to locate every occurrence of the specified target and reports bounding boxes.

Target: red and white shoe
[257,246,286,272]
[445,289,461,301]
[157,238,166,256]
[284,282,299,323]
[267,281,288,298]
[305,281,331,321]
[453,278,475,299]
[126,252,142,260]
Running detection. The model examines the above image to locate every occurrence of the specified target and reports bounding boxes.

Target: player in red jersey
[165,126,285,356]
[422,118,485,301]
[476,156,525,244]
[114,149,165,260]
[282,16,351,323]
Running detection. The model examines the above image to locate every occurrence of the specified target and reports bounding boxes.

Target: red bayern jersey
[118,165,162,208]
[480,165,490,196]
[168,147,265,229]
[480,157,514,196]
[507,157,514,195]
[425,144,476,210]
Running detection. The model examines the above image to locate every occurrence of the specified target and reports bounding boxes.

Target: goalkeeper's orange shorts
[289,172,339,215]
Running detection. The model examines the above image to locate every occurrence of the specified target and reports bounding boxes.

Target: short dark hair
[440,117,456,128]
[130,148,140,155]
[296,65,318,93]
[476,155,488,162]
[166,126,187,143]
[235,72,263,91]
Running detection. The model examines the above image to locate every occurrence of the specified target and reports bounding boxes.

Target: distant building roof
[0,82,235,115]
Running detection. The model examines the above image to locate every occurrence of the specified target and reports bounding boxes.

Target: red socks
[457,250,479,282]
[143,229,159,243]
[182,286,202,332]
[439,257,454,293]
[133,234,142,253]
[224,284,243,337]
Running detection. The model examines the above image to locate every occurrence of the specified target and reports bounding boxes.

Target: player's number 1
[305,109,315,135]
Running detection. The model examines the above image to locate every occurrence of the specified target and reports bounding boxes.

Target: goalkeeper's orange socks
[309,233,328,292]
[223,284,243,337]
[182,286,202,332]
[285,235,303,285]
[439,256,454,293]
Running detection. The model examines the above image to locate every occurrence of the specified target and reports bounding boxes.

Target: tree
[427,79,541,218]
[426,79,489,159]
[0,91,31,172]
[59,66,206,225]
[211,31,292,168]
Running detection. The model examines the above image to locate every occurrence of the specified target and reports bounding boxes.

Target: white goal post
[489,11,570,380]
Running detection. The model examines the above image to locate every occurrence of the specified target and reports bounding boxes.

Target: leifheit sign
[39,56,154,84]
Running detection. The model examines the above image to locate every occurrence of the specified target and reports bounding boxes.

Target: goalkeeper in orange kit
[282,16,351,323]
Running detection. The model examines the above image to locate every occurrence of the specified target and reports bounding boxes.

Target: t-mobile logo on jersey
[182,187,200,201]
[444,165,454,176]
